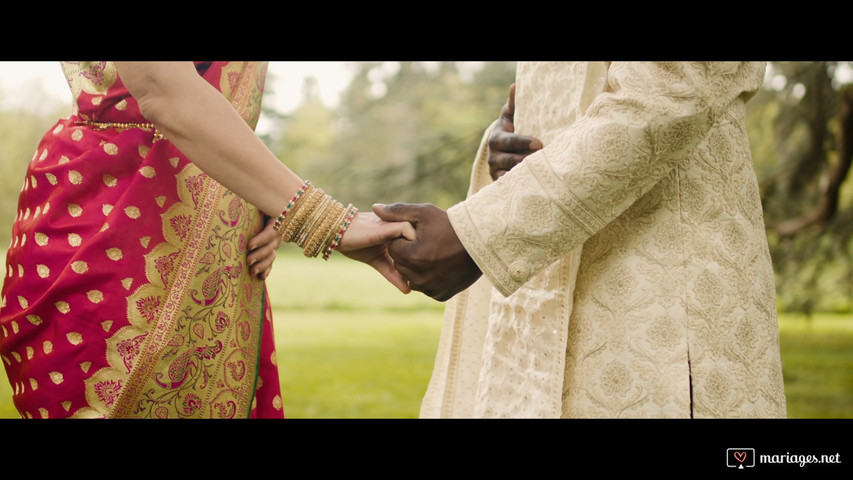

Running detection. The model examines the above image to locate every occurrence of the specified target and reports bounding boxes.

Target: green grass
[777,314,853,418]
[1,247,851,418]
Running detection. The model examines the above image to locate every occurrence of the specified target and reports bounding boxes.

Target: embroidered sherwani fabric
[0,62,284,419]
[421,62,787,418]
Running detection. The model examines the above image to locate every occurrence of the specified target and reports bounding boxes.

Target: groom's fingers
[372,203,421,224]
[373,203,421,266]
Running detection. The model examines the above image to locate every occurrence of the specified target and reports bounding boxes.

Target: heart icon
[734,451,747,463]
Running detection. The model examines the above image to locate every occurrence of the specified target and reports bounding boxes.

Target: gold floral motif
[37,265,50,278]
[67,332,83,345]
[71,261,88,274]
[103,174,117,187]
[68,233,82,247]
[124,206,140,219]
[106,248,123,261]
[68,170,83,185]
[33,232,50,247]
[55,301,70,314]
[62,62,117,96]
[86,290,104,304]
[49,371,64,384]
[67,203,83,217]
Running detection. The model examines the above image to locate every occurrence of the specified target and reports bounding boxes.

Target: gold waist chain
[75,120,163,141]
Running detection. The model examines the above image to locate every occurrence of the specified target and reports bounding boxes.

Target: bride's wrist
[272,180,357,260]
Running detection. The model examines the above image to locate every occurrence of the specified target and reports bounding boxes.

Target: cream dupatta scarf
[421,62,609,418]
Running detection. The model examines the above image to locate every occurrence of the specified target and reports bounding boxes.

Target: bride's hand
[247,217,282,280]
[336,211,416,293]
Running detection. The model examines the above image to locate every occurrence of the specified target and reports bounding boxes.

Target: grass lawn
[777,314,853,418]
[0,247,851,418]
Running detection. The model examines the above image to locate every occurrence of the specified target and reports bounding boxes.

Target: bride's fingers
[370,255,411,293]
[377,219,415,242]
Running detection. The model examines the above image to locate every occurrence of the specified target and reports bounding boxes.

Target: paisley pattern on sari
[0,61,283,418]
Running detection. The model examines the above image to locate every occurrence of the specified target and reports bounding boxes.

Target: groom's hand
[488,84,542,180]
[373,203,482,302]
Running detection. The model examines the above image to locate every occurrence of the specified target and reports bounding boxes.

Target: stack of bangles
[273,180,358,260]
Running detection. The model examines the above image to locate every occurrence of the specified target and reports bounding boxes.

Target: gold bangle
[323,204,358,260]
[295,191,331,247]
[280,185,321,243]
[274,179,354,260]
[305,200,346,258]
[273,180,311,236]
[302,198,337,257]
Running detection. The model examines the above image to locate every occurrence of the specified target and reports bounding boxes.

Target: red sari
[0,62,284,418]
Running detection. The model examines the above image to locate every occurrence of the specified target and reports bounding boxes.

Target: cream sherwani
[420,62,787,418]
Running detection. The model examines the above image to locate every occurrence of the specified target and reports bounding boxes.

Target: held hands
[488,84,543,181]
[249,210,417,294]
[336,211,417,293]
[373,203,482,302]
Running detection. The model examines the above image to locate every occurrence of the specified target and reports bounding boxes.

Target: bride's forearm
[115,61,300,217]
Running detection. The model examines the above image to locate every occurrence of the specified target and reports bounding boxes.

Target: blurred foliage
[265,61,516,209]
[747,62,853,314]
[0,61,851,315]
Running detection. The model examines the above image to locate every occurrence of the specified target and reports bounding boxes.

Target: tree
[288,61,516,210]
[749,62,853,314]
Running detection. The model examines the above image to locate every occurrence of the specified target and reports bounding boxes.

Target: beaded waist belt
[75,120,163,140]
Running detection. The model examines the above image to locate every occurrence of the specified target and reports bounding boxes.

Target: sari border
[108,173,224,418]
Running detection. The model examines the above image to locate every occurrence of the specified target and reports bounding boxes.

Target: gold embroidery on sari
[74,62,268,418]
[78,166,265,418]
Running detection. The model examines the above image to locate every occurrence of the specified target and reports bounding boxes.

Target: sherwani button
[509,261,530,282]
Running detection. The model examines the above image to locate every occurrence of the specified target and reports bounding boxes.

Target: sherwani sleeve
[447,62,766,297]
